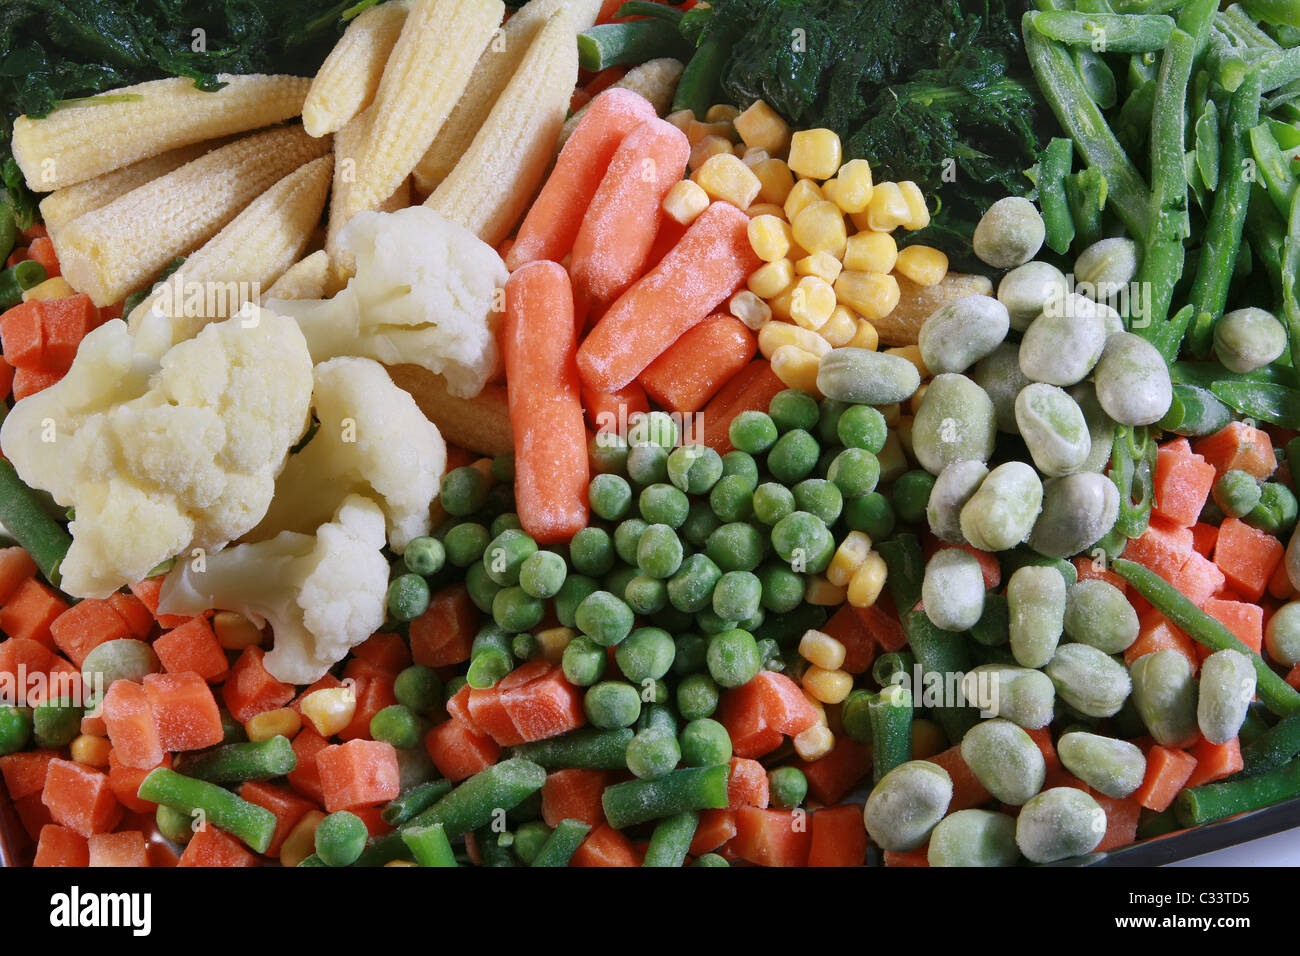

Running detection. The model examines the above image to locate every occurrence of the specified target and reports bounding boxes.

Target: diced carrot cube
[1121,516,1194,580]
[541,768,608,827]
[851,597,908,652]
[142,672,223,752]
[49,598,131,668]
[107,592,155,639]
[443,682,474,727]
[1093,794,1142,853]
[500,667,587,743]
[33,824,89,867]
[177,824,259,867]
[572,822,642,867]
[41,757,121,837]
[883,847,930,867]
[102,678,164,769]
[0,353,12,399]
[0,578,69,648]
[1202,598,1264,655]
[795,736,871,805]
[1214,517,1284,602]
[351,631,412,675]
[717,678,783,758]
[287,727,330,805]
[11,367,63,400]
[127,576,191,629]
[153,617,228,682]
[0,637,55,700]
[1185,736,1243,789]
[409,585,477,667]
[808,803,868,867]
[0,749,58,799]
[727,756,770,809]
[730,807,812,867]
[0,301,44,369]
[239,781,315,856]
[88,830,149,867]
[338,669,397,742]
[1169,551,1225,608]
[1126,610,1200,671]
[315,739,401,812]
[1132,744,1198,812]
[1153,445,1216,527]
[466,686,526,746]
[15,792,53,840]
[820,604,877,674]
[424,717,501,782]
[1195,422,1277,479]
[26,237,60,278]
[689,808,737,856]
[38,295,97,371]
[0,546,37,604]
[221,646,295,723]
[107,750,171,814]
[1073,556,1127,593]
[751,670,820,736]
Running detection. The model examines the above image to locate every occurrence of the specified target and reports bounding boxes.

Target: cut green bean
[137,767,276,854]
[510,728,633,770]
[868,684,914,782]
[381,779,455,826]
[531,818,591,867]
[577,20,691,72]
[405,758,546,839]
[642,811,699,867]
[602,764,729,829]
[1038,137,1076,254]
[1241,708,1300,776]
[0,459,72,587]
[1175,754,1300,826]
[173,736,297,784]
[1034,11,1177,51]
[903,609,979,744]
[401,822,457,867]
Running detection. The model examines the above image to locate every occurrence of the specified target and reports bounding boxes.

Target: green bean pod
[642,811,699,867]
[868,684,913,782]
[137,768,277,854]
[382,779,455,826]
[401,823,458,867]
[173,736,297,784]
[405,758,546,839]
[531,818,592,867]
[1175,755,1300,827]
[510,728,632,770]
[602,764,729,829]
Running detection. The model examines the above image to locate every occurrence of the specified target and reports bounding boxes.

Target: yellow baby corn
[326,107,412,263]
[303,0,412,137]
[385,365,514,457]
[266,251,339,301]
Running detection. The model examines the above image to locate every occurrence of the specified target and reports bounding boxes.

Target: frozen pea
[1265,601,1300,667]
[1069,382,1119,474]
[998,261,1068,332]
[960,462,1043,553]
[917,295,1010,375]
[1015,383,1092,477]
[1197,649,1257,745]
[926,460,989,544]
[921,548,986,632]
[927,810,1020,867]
[817,348,921,405]
[1018,294,1108,386]
[1008,565,1066,669]
[1016,788,1107,863]
[973,197,1045,269]
[1028,472,1120,560]
[1213,307,1288,374]
[1044,642,1131,718]
[862,760,953,853]
[962,665,1056,730]
[1074,238,1139,302]
[1064,580,1139,654]
[1093,332,1173,426]
[1057,731,1146,799]
[911,373,997,476]
[1130,649,1199,747]
[974,343,1033,434]
[961,718,1046,806]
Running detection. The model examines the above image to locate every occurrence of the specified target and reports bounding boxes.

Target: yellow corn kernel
[783,178,824,221]
[911,718,947,760]
[826,531,873,588]
[819,305,858,347]
[753,158,795,206]
[897,415,915,461]
[787,128,842,180]
[790,276,837,331]
[300,687,357,738]
[803,666,853,704]
[799,629,848,671]
[771,345,823,396]
[898,181,932,230]
[847,551,888,608]
[895,245,949,287]
[21,277,76,302]
[745,202,786,219]
[834,270,901,321]
[864,181,911,232]
[801,689,829,727]
[885,345,930,379]
[734,100,791,154]
[747,258,796,299]
[246,707,303,742]
[280,810,327,868]
[803,575,846,607]
[213,611,264,651]
[768,287,795,321]
[793,724,836,761]
[729,290,773,330]
[847,319,879,351]
[688,134,734,174]
[741,146,770,168]
[666,109,695,132]
[757,320,831,359]
[791,200,847,258]
[686,119,737,146]
[795,251,843,284]
[536,626,577,665]
[879,403,901,427]
[706,103,742,124]
[747,214,793,263]
[70,733,112,768]
[842,231,898,275]
[385,859,419,867]
[829,158,874,214]
[909,382,930,416]
[662,179,710,226]
[877,433,908,482]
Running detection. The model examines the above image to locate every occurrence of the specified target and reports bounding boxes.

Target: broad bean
[911,374,998,476]
[1015,383,1092,477]
[917,295,1011,374]
[960,462,1043,553]
[862,760,953,852]
[1130,649,1199,747]
[926,460,989,544]
[1044,642,1131,717]
[961,718,1046,806]
[1008,565,1066,669]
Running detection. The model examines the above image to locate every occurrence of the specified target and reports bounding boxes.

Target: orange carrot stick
[506,89,658,271]
[576,201,760,394]
[638,314,757,414]
[583,380,649,434]
[505,261,590,544]
[700,360,786,454]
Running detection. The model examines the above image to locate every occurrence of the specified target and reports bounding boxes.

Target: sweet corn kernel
[662,179,710,226]
[826,531,873,588]
[819,305,858,347]
[771,344,823,396]
[801,689,829,727]
[734,99,792,154]
[793,724,835,761]
[213,611,263,650]
[748,258,796,299]
[535,626,577,664]
[686,119,736,146]
[300,686,357,737]
[803,574,846,607]
[803,666,853,704]
[795,250,843,284]
[897,415,915,461]
[790,275,837,330]
[847,551,888,608]
[829,158,875,214]
[898,181,931,230]
[741,147,770,168]
[280,810,327,867]
[693,152,762,208]
[799,629,848,670]
[706,103,742,124]
[834,270,900,321]
[745,202,787,219]
[885,345,929,378]
[877,433,908,482]
[865,181,911,232]
[908,382,930,416]
[842,231,898,274]
[783,178,824,221]
[246,707,302,742]
[791,200,847,258]
[22,277,76,302]
[666,109,695,132]
[847,319,879,351]
[878,403,901,427]
[768,287,795,321]
[688,134,734,173]
[911,718,947,760]
[752,158,795,206]
[895,245,948,286]
[729,290,773,330]
[385,859,419,867]
[70,733,111,768]
[788,128,842,180]
[758,320,830,359]
[747,214,793,263]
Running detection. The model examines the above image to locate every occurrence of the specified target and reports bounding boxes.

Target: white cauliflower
[252,357,447,551]
[158,494,390,684]
[0,312,313,598]
[267,206,506,398]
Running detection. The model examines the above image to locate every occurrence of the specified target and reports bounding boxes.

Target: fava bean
[817,348,921,405]
[927,809,1020,867]
[1045,642,1131,717]
[1070,382,1120,473]
[1198,649,1257,745]
[911,374,998,476]
[1265,601,1300,668]
[961,718,1046,805]
[862,760,953,852]
[917,295,1011,374]
[1008,566,1066,669]
[1094,332,1173,426]
[1130,649,1199,747]
[1064,580,1139,653]
[1015,787,1107,863]
[921,548,986,632]
[998,261,1067,332]
[1213,307,1287,374]
[1019,294,1108,386]
[1074,237,1139,302]
[1057,731,1146,798]
[1015,383,1092,477]
[927,460,989,544]
[974,343,1033,434]
[1028,472,1120,559]
[961,462,1043,553]
[973,197,1045,269]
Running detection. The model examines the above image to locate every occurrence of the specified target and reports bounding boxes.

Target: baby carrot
[700,360,786,455]
[505,261,590,544]
[569,117,690,306]
[576,201,760,394]
[506,89,658,271]
[638,314,757,414]
[583,380,650,433]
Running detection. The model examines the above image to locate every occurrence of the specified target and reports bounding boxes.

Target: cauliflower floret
[266,206,506,398]
[158,494,390,684]
[252,357,447,551]
[0,311,313,598]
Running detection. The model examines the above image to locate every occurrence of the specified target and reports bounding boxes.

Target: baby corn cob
[425,9,578,248]
[129,155,334,348]
[11,74,312,192]
[266,251,343,301]
[326,107,413,268]
[559,57,684,147]
[384,364,514,457]
[412,0,601,194]
[351,0,504,215]
[302,0,412,137]
[55,126,330,307]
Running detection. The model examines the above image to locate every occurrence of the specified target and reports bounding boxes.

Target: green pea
[1015,788,1106,863]
[394,666,443,715]
[927,809,1020,867]
[388,573,431,622]
[624,574,669,615]
[960,462,1043,553]
[484,529,538,587]
[0,706,32,757]
[668,553,724,614]
[674,503,719,553]
[1057,731,1146,799]
[465,562,502,613]
[1028,471,1120,559]
[626,728,681,779]
[729,411,779,454]
[628,410,679,450]
[562,635,607,686]
[493,586,544,632]
[863,760,953,852]
[667,444,724,495]
[696,608,738,635]
[627,443,669,485]
[574,591,635,647]
[826,448,880,500]
[679,717,732,767]
[768,389,820,432]
[1246,482,1298,536]
[837,404,889,453]
[758,561,805,613]
[370,704,421,750]
[403,536,446,577]
[1064,580,1139,654]
[637,702,677,735]
[973,197,1044,269]
[960,719,1046,806]
[792,478,843,525]
[918,295,1011,374]
[584,681,643,729]
[921,548,986,632]
[81,638,160,690]
[1266,600,1300,667]
[1130,649,1199,747]
[768,766,808,809]
[1212,469,1261,519]
[893,470,936,525]
[961,665,1055,730]
[444,522,490,567]
[1015,383,1092,477]
[767,428,820,484]
[706,522,765,572]
[616,627,676,684]
[712,571,762,623]
[710,474,757,522]
[316,811,368,867]
[752,482,796,526]
[33,699,81,749]
[911,373,997,476]
[1007,565,1066,669]
[519,550,567,599]
[926,460,988,544]
[640,483,690,528]
[440,466,490,516]
[589,474,633,521]
[707,629,761,688]
[818,348,922,406]
[637,523,684,579]
[614,518,649,565]
[569,527,615,577]
[721,451,760,486]
[844,492,895,539]
[997,261,1067,332]
[1197,649,1256,745]
[554,574,600,629]
[590,432,630,475]
[676,672,720,719]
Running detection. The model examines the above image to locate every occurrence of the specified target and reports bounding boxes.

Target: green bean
[672,35,730,119]
[970,594,1010,648]
[382,779,455,826]
[137,768,277,853]
[401,822,457,867]
[510,728,632,770]
[0,207,14,265]
[577,20,691,72]
[878,533,924,614]
[868,684,913,783]
[1159,384,1234,436]
[602,764,729,829]
[405,758,546,839]
[1035,11,1177,52]
[863,760,952,853]
[903,609,979,744]
[529,818,591,867]
[1065,168,1108,248]
[927,809,1020,867]
[0,459,72,587]
[642,811,699,868]
[872,650,917,689]
[1037,138,1077,255]
[1058,730,1146,798]
[1016,787,1108,862]
[1109,426,1157,539]
[174,736,297,784]
[1241,707,1300,776]
[1176,753,1300,826]
[1211,380,1300,428]
[1074,46,1119,111]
